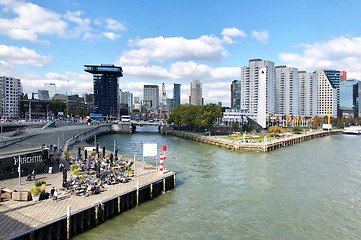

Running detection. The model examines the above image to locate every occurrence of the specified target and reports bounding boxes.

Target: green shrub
[292,126,303,134]
[35,180,46,187]
[29,186,41,196]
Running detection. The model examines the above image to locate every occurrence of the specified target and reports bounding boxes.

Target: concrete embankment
[161,128,343,152]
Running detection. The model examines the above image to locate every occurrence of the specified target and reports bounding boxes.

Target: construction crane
[160,83,169,120]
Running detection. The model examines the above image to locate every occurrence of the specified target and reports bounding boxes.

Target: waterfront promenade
[0,156,174,240]
[0,123,176,239]
[166,129,343,152]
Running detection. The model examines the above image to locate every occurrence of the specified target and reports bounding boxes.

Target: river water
[75,129,361,240]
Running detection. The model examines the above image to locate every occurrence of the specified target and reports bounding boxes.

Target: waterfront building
[190,80,202,106]
[231,80,241,109]
[316,69,341,118]
[84,64,123,117]
[222,108,252,125]
[0,76,22,118]
[340,79,359,116]
[44,83,56,100]
[274,66,299,116]
[143,85,159,111]
[173,83,181,108]
[240,59,275,128]
[298,71,317,117]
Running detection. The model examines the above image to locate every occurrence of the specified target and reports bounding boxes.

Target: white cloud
[102,32,122,40]
[221,27,247,37]
[0,44,52,67]
[106,19,127,31]
[0,1,125,42]
[0,0,68,42]
[278,36,361,79]
[251,30,269,44]
[116,35,227,65]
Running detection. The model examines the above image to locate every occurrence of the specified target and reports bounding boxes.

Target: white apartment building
[275,66,299,116]
[240,59,275,128]
[0,76,22,118]
[298,71,317,117]
[316,69,340,118]
[190,80,202,106]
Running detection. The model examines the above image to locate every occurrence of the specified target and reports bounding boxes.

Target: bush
[70,164,80,176]
[268,126,284,137]
[90,151,96,157]
[29,186,41,196]
[35,180,46,187]
[292,126,303,134]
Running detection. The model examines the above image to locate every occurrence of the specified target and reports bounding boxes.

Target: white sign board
[143,143,157,157]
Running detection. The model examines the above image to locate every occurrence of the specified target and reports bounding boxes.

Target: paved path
[0,157,173,240]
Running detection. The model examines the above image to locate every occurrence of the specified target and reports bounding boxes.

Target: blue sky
[1,0,361,106]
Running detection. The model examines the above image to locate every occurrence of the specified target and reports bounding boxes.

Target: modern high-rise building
[190,80,202,106]
[143,85,159,111]
[353,81,361,117]
[231,80,241,109]
[120,90,133,113]
[0,76,22,118]
[340,79,358,110]
[173,83,181,109]
[44,83,56,100]
[275,66,299,116]
[298,71,317,117]
[240,59,275,128]
[316,69,341,118]
[84,64,123,117]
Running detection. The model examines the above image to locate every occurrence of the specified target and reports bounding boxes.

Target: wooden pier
[164,129,343,152]
[0,161,176,240]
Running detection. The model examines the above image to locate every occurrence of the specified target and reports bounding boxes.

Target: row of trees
[168,104,222,131]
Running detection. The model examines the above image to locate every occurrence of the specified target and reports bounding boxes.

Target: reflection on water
[76,134,361,240]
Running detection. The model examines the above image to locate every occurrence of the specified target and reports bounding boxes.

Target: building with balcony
[0,76,22,118]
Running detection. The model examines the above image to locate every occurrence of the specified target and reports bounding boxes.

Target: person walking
[50,187,55,200]
[54,188,58,201]
[32,169,36,180]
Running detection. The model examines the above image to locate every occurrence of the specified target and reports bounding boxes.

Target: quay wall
[8,174,176,240]
[161,128,343,152]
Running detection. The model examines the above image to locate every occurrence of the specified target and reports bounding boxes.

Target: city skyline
[1,0,361,106]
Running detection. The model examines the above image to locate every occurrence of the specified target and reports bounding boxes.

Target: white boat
[343,126,361,135]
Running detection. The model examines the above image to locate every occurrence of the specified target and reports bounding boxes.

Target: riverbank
[163,129,343,152]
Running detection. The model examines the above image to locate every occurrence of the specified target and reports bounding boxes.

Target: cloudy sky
[1,0,361,106]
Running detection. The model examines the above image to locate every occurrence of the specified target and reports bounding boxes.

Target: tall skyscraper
[120,91,133,113]
[316,69,341,118]
[0,76,22,118]
[230,80,241,109]
[173,83,181,108]
[240,59,275,128]
[275,66,299,116]
[143,85,159,111]
[84,64,123,117]
[340,79,358,110]
[353,81,361,117]
[44,83,56,100]
[298,71,317,117]
[190,80,202,106]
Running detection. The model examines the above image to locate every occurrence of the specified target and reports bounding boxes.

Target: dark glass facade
[173,83,181,109]
[231,80,241,109]
[84,64,123,117]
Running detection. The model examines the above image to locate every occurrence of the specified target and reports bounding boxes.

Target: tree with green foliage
[242,124,252,133]
[50,100,66,114]
[292,126,303,134]
[232,122,239,129]
[168,104,222,131]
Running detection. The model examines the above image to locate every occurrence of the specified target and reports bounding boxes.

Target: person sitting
[26,174,32,181]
